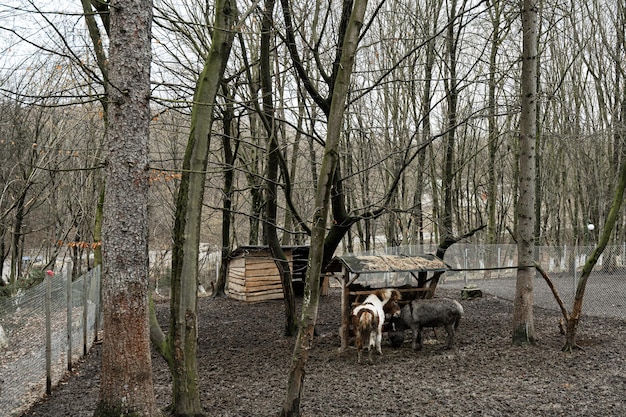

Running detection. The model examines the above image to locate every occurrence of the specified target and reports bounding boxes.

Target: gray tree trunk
[512,0,538,346]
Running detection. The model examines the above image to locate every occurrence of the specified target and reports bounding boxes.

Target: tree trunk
[95,0,159,415]
[214,86,237,298]
[487,3,502,248]
[280,0,368,414]
[259,0,297,336]
[93,183,105,268]
[413,5,438,245]
[563,82,626,352]
[165,0,237,414]
[441,0,459,248]
[9,190,26,287]
[80,0,109,272]
[512,0,538,346]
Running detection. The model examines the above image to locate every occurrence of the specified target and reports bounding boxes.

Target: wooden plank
[245,268,279,278]
[245,283,283,292]
[246,282,283,292]
[246,287,283,296]
[227,281,246,293]
[244,274,282,283]
[228,277,246,285]
[227,291,246,301]
[243,290,284,302]
[229,268,245,278]
[246,259,278,269]
[245,280,282,289]
[229,257,246,268]
[228,280,246,292]
[340,269,350,352]
[245,269,280,278]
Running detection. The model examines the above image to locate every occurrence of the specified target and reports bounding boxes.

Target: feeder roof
[337,253,447,274]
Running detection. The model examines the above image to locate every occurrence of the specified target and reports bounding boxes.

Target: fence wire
[347,243,626,320]
[0,265,101,417]
[1,244,625,416]
[443,243,626,320]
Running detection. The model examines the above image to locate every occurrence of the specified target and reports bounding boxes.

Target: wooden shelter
[226,245,309,302]
[335,253,448,350]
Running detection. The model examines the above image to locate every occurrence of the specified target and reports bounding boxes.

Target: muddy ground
[21,288,626,416]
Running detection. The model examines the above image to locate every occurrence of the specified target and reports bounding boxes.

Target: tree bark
[214,85,237,298]
[259,0,297,336]
[280,0,368,415]
[512,0,538,346]
[441,0,459,247]
[487,2,502,248]
[95,0,159,415]
[80,0,109,272]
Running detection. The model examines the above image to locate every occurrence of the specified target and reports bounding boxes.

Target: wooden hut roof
[336,253,447,274]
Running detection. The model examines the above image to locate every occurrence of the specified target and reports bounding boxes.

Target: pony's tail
[356,309,378,332]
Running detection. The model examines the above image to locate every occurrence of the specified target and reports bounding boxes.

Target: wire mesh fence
[344,243,626,320]
[0,243,624,416]
[0,265,101,417]
[442,243,626,320]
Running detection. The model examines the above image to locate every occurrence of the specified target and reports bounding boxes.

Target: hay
[342,254,446,273]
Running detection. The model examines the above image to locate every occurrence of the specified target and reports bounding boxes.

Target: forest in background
[0,0,624,282]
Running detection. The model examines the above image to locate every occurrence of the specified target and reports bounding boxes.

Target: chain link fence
[348,243,626,320]
[0,243,624,416]
[442,243,626,319]
[0,265,101,417]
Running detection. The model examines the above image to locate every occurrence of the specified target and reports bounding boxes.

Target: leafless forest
[1,0,625,416]
[1,1,624,281]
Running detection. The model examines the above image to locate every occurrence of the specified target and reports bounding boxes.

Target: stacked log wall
[227,251,291,302]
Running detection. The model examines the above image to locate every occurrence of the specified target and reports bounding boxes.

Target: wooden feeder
[335,252,448,351]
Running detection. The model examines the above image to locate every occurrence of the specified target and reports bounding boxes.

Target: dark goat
[398,298,463,350]
[387,314,407,348]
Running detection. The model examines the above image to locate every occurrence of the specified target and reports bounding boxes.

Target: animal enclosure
[335,253,448,350]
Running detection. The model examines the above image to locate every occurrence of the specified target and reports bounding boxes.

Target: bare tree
[258,0,298,336]
[280,1,370,414]
[511,0,538,346]
[148,0,238,414]
[95,0,159,415]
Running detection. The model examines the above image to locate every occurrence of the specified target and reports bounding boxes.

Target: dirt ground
[21,288,626,417]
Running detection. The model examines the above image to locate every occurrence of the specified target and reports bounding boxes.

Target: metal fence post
[66,261,73,371]
[83,269,89,355]
[45,270,52,396]
[94,265,102,343]
[464,248,468,285]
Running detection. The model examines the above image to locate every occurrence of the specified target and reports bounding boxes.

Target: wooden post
[66,261,73,371]
[321,273,329,296]
[45,270,52,395]
[340,266,351,352]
